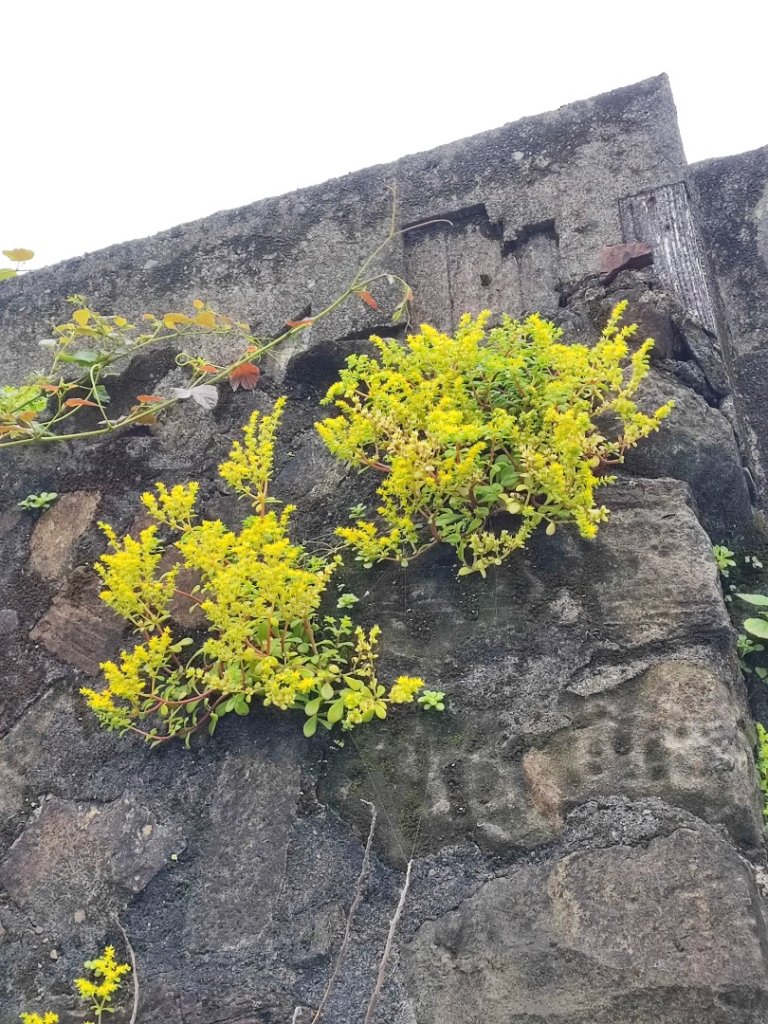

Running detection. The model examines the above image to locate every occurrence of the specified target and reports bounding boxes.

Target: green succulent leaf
[327,698,345,724]
[744,617,768,640]
[303,715,318,738]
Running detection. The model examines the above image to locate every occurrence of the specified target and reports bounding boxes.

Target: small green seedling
[418,690,446,711]
[18,491,58,511]
[348,503,368,521]
[737,633,765,658]
[713,545,736,577]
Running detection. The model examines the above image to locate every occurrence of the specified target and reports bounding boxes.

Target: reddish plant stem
[303,619,319,656]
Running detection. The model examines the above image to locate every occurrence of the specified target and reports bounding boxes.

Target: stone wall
[694,145,768,502]
[2,76,768,1023]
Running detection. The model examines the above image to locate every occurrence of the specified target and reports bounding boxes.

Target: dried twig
[362,858,413,1024]
[307,800,378,1024]
[114,918,140,1024]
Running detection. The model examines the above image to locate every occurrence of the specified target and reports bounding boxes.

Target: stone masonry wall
[694,146,768,503]
[1,76,768,1023]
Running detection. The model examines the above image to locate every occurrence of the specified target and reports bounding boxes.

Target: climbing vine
[0,214,415,450]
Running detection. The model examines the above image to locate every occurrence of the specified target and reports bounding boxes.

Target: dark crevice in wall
[402,203,503,240]
[501,219,559,256]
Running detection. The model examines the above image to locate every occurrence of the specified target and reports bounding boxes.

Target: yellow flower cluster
[95,524,178,628]
[20,1015,58,1024]
[219,394,286,511]
[141,481,199,530]
[389,675,426,703]
[74,946,131,1002]
[340,687,387,726]
[74,946,131,1024]
[84,401,428,744]
[82,630,177,730]
[317,303,673,575]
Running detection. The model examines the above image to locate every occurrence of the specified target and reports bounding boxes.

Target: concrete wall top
[0,75,686,383]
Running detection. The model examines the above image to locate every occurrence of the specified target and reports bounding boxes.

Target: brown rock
[405,830,768,1022]
[600,242,653,283]
[29,491,100,579]
[30,582,123,676]
[0,795,183,937]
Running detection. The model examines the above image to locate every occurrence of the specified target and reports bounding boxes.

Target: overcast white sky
[4,1,767,269]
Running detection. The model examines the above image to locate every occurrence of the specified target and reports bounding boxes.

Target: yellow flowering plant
[0,246,34,282]
[74,946,132,1024]
[18,945,130,1024]
[316,303,673,576]
[82,399,428,744]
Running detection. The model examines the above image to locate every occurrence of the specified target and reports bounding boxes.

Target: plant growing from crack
[82,399,434,745]
[19,942,134,1024]
[317,302,673,576]
[17,491,58,511]
[713,544,737,577]
[713,544,768,680]
[712,552,768,822]
[735,592,768,683]
[755,722,768,824]
[1,246,34,282]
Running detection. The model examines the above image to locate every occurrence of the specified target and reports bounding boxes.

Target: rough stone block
[405,830,768,1022]
[30,583,124,676]
[624,370,753,540]
[694,144,768,358]
[29,491,101,579]
[323,479,762,858]
[0,795,183,937]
